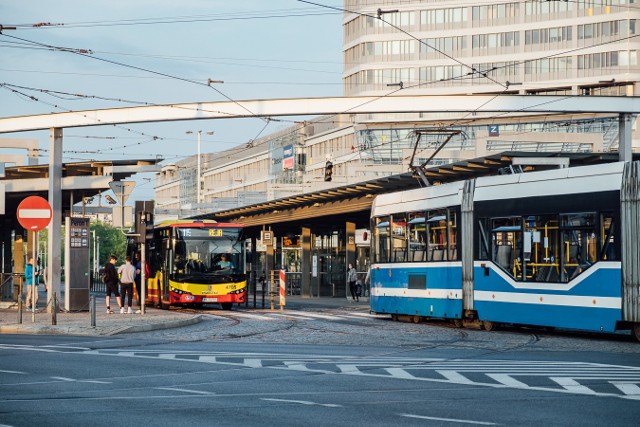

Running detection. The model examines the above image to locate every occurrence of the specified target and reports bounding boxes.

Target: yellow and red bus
[144,220,246,310]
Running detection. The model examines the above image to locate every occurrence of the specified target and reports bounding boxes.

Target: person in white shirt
[117,256,136,314]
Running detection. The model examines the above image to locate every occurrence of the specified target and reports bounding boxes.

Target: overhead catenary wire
[0,32,266,123]
[8,8,342,29]
[2,1,634,167]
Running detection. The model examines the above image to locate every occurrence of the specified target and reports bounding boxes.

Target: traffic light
[324,160,333,182]
[136,211,154,243]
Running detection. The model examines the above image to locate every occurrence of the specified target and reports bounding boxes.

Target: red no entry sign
[17,196,52,231]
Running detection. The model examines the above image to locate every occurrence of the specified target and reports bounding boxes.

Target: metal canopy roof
[1,158,162,226]
[200,151,631,234]
[1,158,160,181]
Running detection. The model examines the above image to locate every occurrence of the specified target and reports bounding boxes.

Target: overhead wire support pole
[410,129,462,187]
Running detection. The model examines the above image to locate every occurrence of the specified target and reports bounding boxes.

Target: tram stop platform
[0,287,369,337]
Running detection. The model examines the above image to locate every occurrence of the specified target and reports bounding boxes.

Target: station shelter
[0,159,160,302]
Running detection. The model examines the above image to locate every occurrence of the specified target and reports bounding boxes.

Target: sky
[0,0,344,202]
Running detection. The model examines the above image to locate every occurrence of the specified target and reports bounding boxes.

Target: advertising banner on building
[282,144,294,170]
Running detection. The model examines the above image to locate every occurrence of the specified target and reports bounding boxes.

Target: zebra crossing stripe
[611,382,640,396]
[437,370,475,384]
[385,367,415,379]
[551,377,597,394]
[486,373,528,388]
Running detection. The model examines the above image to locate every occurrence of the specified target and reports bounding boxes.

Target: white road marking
[399,413,497,425]
[5,345,640,401]
[155,387,214,395]
[437,370,475,384]
[50,376,111,384]
[486,374,529,388]
[261,398,342,408]
[271,311,337,320]
[550,377,597,394]
[0,370,26,374]
[611,381,640,396]
[243,358,263,368]
[385,367,416,379]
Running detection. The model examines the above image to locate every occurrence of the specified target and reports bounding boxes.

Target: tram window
[391,214,408,262]
[427,209,448,261]
[522,215,559,282]
[601,214,616,260]
[491,217,522,279]
[408,211,427,262]
[560,213,597,282]
[373,216,390,263]
[448,209,458,261]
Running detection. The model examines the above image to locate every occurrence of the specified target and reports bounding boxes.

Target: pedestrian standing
[347,263,358,302]
[24,256,40,312]
[103,255,123,314]
[134,252,142,309]
[118,256,136,314]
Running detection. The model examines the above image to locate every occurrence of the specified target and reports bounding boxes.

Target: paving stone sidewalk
[0,296,201,336]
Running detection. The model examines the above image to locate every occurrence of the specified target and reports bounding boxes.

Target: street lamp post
[186,130,214,205]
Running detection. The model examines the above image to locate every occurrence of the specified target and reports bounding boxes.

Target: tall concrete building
[343,0,639,97]
[155,0,639,220]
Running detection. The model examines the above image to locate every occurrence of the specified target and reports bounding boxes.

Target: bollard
[17,277,23,324]
[269,271,275,311]
[90,294,96,327]
[51,292,57,325]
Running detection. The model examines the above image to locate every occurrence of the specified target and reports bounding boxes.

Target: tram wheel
[391,314,398,322]
[453,319,464,328]
[482,321,496,331]
[633,324,640,343]
[221,303,233,310]
[412,316,421,324]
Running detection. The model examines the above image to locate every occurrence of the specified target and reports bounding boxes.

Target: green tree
[92,221,126,268]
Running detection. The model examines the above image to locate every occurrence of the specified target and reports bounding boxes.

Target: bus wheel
[633,324,640,343]
[482,321,496,331]
[221,303,233,310]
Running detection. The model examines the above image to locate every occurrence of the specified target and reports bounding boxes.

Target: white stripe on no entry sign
[19,209,51,218]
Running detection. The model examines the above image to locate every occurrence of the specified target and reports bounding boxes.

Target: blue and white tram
[370,161,640,341]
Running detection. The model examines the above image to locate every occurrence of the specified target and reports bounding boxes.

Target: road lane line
[261,398,341,408]
[399,413,497,425]
[0,370,26,374]
[155,387,215,395]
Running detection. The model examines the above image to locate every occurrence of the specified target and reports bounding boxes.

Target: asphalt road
[1,305,639,426]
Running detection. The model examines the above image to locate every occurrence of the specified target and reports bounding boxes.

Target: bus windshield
[173,227,244,275]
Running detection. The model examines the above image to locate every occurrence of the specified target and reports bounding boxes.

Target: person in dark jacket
[347,263,358,302]
[103,255,123,314]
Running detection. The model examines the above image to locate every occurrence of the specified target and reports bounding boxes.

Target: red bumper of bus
[172,291,246,305]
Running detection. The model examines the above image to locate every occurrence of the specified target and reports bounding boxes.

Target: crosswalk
[77,348,640,401]
[2,343,640,400]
